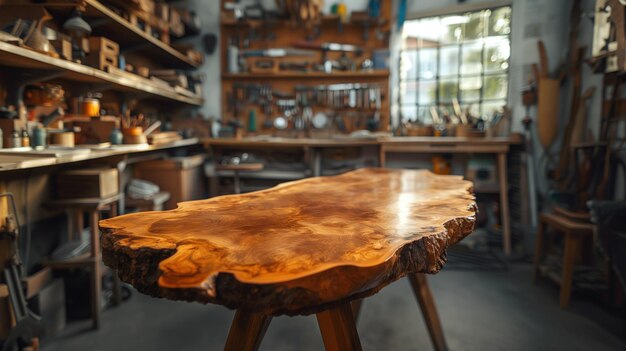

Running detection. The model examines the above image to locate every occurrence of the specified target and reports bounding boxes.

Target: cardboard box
[134,155,205,209]
[56,168,119,199]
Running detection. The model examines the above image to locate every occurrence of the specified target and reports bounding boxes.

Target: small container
[109,128,123,145]
[21,129,30,147]
[11,130,21,148]
[33,127,47,147]
[80,98,100,117]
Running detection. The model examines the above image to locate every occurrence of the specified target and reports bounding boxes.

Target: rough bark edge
[101,200,476,316]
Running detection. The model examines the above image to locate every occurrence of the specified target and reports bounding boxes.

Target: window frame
[399,3,513,123]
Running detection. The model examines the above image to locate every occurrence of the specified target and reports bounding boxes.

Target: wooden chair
[533,212,595,308]
[45,193,122,329]
[216,163,264,194]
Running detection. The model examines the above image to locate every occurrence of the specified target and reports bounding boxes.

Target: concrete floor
[42,263,625,351]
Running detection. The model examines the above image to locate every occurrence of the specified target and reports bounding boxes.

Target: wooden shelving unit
[0,41,203,106]
[17,0,199,69]
[222,70,389,80]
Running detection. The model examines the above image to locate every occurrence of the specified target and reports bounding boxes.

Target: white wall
[181,0,221,119]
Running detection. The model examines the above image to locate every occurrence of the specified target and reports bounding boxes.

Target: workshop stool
[125,192,171,212]
[215,163,264,194]
[45,193,122,329]
[533,212,595,308]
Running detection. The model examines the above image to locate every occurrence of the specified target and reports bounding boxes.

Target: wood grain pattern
[100,168,476,315]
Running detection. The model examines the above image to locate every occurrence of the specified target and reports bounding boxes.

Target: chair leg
[224,310,272,351]
[533,219,546,283]
[408,273,448,351]
[560,234,579,308]
[316,302,363,351]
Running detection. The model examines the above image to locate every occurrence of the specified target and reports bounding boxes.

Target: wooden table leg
[89,210,101,329]
[379,145,386,168]
[560,233,579,308]
[408,273,448,351]
[532,218,546,283]
[350,298,363,322]
[316,302,362,351]
[497,152,512,255]
[224,309,272,351]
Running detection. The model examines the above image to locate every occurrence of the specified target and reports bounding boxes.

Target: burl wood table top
[100,168,476,315]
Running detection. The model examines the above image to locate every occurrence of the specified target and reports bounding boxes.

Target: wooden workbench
[204,137,380,177]
[379,136,522,255]
[204,135,522,255]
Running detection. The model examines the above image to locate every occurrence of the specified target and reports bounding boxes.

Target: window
[399,6,511,123]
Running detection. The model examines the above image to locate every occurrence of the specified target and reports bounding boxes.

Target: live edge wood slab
[100,168,476,316]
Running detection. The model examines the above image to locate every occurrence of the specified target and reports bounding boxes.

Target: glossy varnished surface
[100,168,476,315]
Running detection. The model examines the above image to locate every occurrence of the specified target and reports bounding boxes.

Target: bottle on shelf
[11,130,21,148]
[21,129,30,147]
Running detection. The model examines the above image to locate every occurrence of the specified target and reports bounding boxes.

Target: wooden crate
[88,37,119,56]
[56,168,119,199]
[87,51,118,71]
[50,38,72,60]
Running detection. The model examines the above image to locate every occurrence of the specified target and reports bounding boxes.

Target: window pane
[401,105,417,121]
[417,106,433,122]
[464,103,480,118]
[439,104,454,118]
[461,42,483,75]
[484,38,510,73]
[484,74,508,99]
[440,46,459,77]
[404,18,441,48]
[401,50,418,81]
[419,49,438,79]
[488,7,511,37]
[400,82,417,104]
[418,80,437,104]
[439,78,458,103]
[460,75,482,100]
[481,100,507,118]
[464,11,485,40]
[441,16,465,44]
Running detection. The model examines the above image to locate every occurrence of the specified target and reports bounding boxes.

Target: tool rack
[219,0,392,135]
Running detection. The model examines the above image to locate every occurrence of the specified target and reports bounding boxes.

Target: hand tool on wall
[536,40,561,150]
[240,48,316,57]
